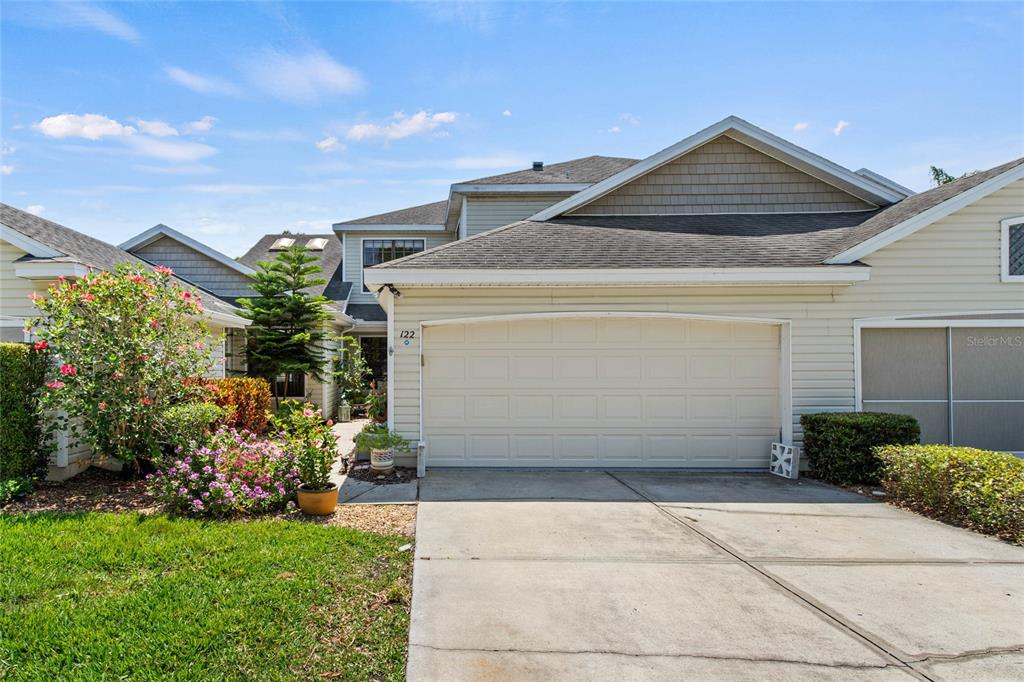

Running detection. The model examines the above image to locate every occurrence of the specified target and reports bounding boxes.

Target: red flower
[60,363,77,376]
[154,265,174,275]
[33,340,48,351]
[182,292,192,299]
[46,380,65,389]
[99,401,107,411]
[140,396,153,406]
[81,293,96,302]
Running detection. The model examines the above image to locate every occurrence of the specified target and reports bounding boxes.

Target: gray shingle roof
[460,156,639,185]
[345,303,387,322]
[335,200,448,226]
[373,212,880,269]
[825,157,1024,257]
[0,203,242,318]
[238,233,350,303]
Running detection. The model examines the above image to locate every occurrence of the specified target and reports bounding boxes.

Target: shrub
[146,427,298,516]
[28,265,216,466]
[0,342,49,480]
[157,402,229,455]
[0,477,34,506]
[212,377,271,433]
[353,422,388,456]
[801,412,919,485]
[354,427,410,455]
[878,445,1024,543]
[366,389,386,423]
[272,401,338,491]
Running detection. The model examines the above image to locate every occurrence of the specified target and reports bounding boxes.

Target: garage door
[422,316,781,468]
[861,326,1024,452]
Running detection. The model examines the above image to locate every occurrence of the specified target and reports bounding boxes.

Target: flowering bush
[29,264,217,465]
[157,402,229,455]
[211,377,271,433]
[147,427,298,516]
[272,401,337,491]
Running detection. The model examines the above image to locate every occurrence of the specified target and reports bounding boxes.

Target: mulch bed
[343,460,417,485]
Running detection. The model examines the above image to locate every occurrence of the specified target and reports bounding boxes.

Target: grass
[0,513,412,681]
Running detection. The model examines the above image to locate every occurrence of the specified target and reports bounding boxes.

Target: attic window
[1001,216,1024,282]
[270,237,295,251]
[306,238,329,251]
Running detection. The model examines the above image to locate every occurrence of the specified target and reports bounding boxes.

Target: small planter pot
[297,484,339,515]
[370,448,394,473]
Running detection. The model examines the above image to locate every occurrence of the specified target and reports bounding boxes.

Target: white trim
[854,168,915,198]
[0,223,65,258]
[828,163,1024,264]
[1000,215,1024,282]
[120,224,256,276]
[333,223,446,232]
[360,237,426,293]
[13,261,91,279]
[205,309,251,327]
[457,199,468,241]
[450,183,590,194]
[365,266,871,288]
[382,290,396,430]
[418,311,795,473]
[341,233,346,282]
[529,116,902,221]
[552,208,879,217]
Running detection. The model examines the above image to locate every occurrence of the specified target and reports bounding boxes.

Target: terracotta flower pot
[297,484,339,515]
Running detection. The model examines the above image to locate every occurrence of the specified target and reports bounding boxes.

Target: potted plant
[276,401,339,515]
[352,421,388,462]
[360,428,410,474]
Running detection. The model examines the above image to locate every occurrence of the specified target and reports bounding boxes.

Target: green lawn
[0,513,412,681]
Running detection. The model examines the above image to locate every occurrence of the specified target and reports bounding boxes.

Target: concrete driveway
[407,471,1023,681]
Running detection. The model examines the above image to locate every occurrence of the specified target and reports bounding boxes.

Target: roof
[460,156,639,186]
[121,223,256,276]
[238,233,350,303]
[345,303,387,322]
[0,203,243,320]
[372,212,880,270]
[335,200,448,227]
[827,157,1024,261]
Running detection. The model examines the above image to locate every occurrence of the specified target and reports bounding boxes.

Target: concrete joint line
[603,472,932,682]
[753,558,1024,567]
[906,644,1024,664]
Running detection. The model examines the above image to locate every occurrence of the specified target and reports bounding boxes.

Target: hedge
[211,378,271,433]
[158,402,230,455]
[0,342,48,480]
[878,445,1024,544]
[800,412,920,485]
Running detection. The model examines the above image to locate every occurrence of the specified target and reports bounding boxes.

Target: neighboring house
[352,116,1024,473]
[0,204,251,480]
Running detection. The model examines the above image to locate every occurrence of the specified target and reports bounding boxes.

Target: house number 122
[399,330,416,339]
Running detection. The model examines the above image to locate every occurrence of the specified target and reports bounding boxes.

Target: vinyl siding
[387,179,1024,461]
[569,135,876,215]
[464,196,571,236]
[132,236,254,297]
[0,241,51,321]
[344,231,455,305]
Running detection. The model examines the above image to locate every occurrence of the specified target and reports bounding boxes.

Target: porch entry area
[421,313,788,468]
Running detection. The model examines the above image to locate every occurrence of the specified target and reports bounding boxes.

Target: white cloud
[35,113,136,140]
[242,49,363,104]
[135,163,219,176]
[187,116,217,133]
[135,119,179,137]
[346,111,458,142]
[502,109,512,117]
[793,121,810,132]
[619,113,640,126]
[1,142,15,156]
[26,205,45,216]
[125,137,218,162]
[62,2,140,43]
[316,136,345,153]
[1,165,13,176]
[165,66,241,96]
[833,120,850,136]
[607,126,621,134]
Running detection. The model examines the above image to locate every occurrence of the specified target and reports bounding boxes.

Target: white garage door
[423,316,781,468]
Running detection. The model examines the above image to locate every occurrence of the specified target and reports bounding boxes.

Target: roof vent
[270,237,295,251]
[532,161,544,171]
[306,237,328,251]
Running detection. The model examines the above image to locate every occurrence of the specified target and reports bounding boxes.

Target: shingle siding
[134,236,254,297]
[569,135,876,216]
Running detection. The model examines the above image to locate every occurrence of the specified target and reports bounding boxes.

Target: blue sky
[2,1,1022,256]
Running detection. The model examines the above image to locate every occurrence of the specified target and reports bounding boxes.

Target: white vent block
[270,237,295,250]
[769,442,800,479]
[306,237,329,251]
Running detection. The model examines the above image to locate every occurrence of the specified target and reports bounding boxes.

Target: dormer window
[270,237,295,251]
[1001,216,1024,282]
[306,237,328,251]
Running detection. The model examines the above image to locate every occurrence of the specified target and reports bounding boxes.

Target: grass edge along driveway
[0,512,412,681]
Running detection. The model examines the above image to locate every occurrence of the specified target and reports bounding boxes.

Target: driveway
[407,471,1023,681]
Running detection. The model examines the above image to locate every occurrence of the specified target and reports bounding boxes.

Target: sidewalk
[330,419,419,504]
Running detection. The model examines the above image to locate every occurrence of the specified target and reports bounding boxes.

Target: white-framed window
[1001,216,1024,282]
[361,238,424,292]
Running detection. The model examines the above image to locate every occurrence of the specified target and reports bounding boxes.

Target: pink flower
[33,340,48,351]
[149,319,160,329]
[46,381,65,389]
[99,401,107,411]
[154,265,174,275]
[28,291,41,301]
[80,293,96,302]
[60,364,77,376]
[302,408,315,417]
[113,371,124,380]
[140,396,153,406]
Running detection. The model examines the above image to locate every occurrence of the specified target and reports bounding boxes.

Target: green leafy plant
[366,389,387,424]
[878,444,1024,543]
[0,342,49,480]
[353,422,389,455]
[800,412,919,485]
[0,477,34,506]
[333,335,370,403]
[157,402,228,455]
[273,401,337,491]
[29,265,216,467]
[237,245,333,409]
[355,427,409,454]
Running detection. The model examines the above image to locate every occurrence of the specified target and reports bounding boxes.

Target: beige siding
[0,241,51,321]
[464,196,571,236]
[344,231,455,305]
[133,236,254,297]
[388,180,1024,458]
[569,135,876,215]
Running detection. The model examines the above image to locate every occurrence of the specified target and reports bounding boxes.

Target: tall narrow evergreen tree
[237,244,333,408]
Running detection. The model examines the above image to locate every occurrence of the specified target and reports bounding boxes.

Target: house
[349,116,1024,473]
[0,203,251,479]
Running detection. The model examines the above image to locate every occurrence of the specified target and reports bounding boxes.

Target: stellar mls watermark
[965,335,1024,348]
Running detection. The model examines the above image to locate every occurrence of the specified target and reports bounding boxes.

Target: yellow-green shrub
[211,378,271,433]
[0,342,48,479]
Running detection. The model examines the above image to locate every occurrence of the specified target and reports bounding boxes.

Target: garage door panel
[602,395,643,422]
[425,396,466,423]
[469,396,510,420]
[555,318,597,343]
[511,356,554,382]
[511,435,554,462]
[511,395,554,421]
[466,321,508,344]
[557,356,598,381]
[468,356,508,382]
[508,318,553,343]
[558,396,598,421]
[645,395,687,421]
[643,355,687,382]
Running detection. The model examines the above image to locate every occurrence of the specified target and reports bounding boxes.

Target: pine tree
[237,244,333,408]
[930,166,957,186]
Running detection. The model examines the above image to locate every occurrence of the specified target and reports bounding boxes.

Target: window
[270,237,295,251]
[275,372,306,397]
[1001,216,1024,282]
[306,237,329,251]
[360,337,388,382]
[362,239,424,291]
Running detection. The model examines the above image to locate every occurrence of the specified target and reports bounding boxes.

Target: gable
[567,135,876,216]
[134,235,253,297]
